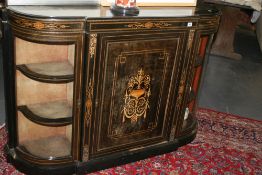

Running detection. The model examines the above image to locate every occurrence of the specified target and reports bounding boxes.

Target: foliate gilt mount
[85,80,93,126]
[15,19,71,30]
[89,34,97,59]
[122,69,151,123]
[127,22,172,29]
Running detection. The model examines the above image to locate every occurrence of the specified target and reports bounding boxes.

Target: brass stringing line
[152,50,169,127]
[176,30,195,106]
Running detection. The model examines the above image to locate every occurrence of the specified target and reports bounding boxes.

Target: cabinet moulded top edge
[7,13,86,33]
[5,5,220,19]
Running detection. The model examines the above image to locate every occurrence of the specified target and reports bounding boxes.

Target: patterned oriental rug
[0,108,261,175]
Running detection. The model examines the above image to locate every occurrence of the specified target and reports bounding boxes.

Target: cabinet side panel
[189,36,208,111]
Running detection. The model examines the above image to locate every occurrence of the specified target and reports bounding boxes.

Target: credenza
[1,5,220,174]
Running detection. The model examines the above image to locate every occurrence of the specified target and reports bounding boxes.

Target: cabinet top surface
[7,5,219,19]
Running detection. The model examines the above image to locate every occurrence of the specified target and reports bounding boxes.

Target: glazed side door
[89,30,189,158]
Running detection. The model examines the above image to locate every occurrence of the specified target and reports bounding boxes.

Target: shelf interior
[20,61,74,76]
[17,100,73,126]
[18,111,72,159]
[25,100,72,119]
[15,37,75,159]
[15,37,75,83]
[16,61,74,83]
[20,135,71,159]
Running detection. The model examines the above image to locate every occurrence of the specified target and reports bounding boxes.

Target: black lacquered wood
[16,64,74,84]
[2,9,18,148]
[17,105,72,127]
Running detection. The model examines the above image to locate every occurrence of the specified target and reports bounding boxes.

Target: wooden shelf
[18,100,72,127]
[16,61,74,83]
[19,136,71,159]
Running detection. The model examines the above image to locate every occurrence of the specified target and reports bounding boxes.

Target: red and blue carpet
[0,108,261,175]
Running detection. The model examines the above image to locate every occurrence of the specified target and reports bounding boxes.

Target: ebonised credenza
[0,5,220,175]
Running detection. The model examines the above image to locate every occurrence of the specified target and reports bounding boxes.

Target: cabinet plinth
[1,5,220,175]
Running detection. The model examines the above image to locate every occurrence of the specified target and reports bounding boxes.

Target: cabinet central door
[90,31,187,158]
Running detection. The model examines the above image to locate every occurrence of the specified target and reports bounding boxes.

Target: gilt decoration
[85,79,93,126]
[127,22,172,29]
[14,19,71,30]
[122,69,151,123]
[89,34,97,59]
